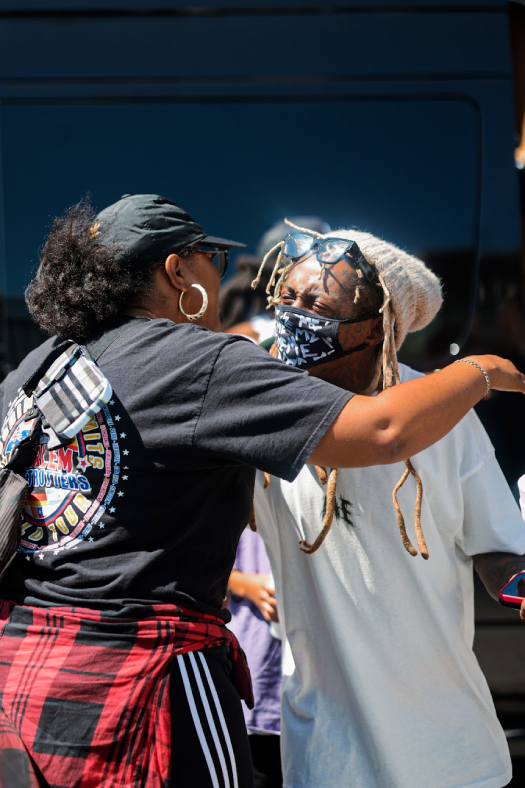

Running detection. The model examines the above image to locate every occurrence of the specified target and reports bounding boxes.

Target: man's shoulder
[398,363,486,441]
[398,363,424,383]
[396,364,495,471]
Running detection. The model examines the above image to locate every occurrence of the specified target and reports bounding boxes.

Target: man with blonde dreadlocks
[252,225,525,788]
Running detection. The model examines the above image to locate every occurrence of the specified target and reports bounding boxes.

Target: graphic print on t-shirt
[334,495,354,527]
[321,492,355,528]
[0,388,123,557]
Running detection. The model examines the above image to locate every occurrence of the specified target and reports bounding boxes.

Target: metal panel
[0,1,510,13]
[0,4,519,367]
[0,11,512,82]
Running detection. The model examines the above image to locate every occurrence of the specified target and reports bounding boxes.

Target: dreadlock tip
[421,552,429,560]
[299,540,313,554]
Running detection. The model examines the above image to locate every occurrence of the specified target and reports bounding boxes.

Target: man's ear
[366,316,384,347]
[164,253,190,291]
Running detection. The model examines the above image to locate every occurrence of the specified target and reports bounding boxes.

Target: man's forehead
[286,257,358,298]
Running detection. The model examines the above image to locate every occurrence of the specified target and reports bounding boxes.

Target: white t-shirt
[254,365,525,788]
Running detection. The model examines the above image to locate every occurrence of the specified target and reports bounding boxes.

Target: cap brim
[199,234,246,249]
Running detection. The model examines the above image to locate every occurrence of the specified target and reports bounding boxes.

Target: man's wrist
[228,570,247,598]
[474,552,525,602]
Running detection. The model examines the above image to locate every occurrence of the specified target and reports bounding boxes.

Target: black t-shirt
[0,319,351,617]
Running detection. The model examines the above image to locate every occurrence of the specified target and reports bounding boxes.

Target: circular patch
[0,390,121,555]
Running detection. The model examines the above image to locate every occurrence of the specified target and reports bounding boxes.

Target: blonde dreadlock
[378,274,428,559]
[251,221,430,559]
[299,468,338,554]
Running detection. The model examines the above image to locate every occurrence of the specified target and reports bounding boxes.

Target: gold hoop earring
[179,283,208,321]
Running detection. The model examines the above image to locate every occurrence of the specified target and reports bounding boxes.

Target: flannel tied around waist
[0,600,253,788]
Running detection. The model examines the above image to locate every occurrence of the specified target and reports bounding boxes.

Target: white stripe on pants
[176,651,239,788]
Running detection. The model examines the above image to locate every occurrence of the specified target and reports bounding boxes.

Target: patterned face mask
[275,305,379,369]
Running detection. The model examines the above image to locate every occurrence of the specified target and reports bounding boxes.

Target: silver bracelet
[454,358,490,397]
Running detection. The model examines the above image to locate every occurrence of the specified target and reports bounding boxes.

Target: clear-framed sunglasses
[282,232,378,286]
[188,246,229,279]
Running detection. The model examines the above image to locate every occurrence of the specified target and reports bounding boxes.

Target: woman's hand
[468,355,525,392]
[229,571,279,622]
[309,354,525,469]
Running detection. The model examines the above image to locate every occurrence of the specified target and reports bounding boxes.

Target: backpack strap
[21,315,150,396]
[8,315,151,467]
[83,315,150,362]
[22,340,74,398]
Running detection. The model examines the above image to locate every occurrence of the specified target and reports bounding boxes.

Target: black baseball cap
[94,193,245,265]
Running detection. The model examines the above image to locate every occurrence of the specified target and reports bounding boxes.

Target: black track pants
[249,735,283,788]
[170,650,255,788]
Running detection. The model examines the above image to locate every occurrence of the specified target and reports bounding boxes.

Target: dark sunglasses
[188,246,229,279]
[282,232,378,286]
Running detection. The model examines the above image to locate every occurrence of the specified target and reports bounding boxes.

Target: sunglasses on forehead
[282,232,378,286]
[187,246,229,279]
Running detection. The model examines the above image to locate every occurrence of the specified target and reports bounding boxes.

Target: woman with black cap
[0,194,523,788]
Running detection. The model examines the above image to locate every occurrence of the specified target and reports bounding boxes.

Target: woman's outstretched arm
[309,355,525,468]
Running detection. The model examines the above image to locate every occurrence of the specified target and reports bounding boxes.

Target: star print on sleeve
[109,507,116,513]
[117,491,124,497]
[88,536,94,542]
[122,475,128,480]
[123,450,129,456]
[77,457,89,472]
[115,415,121,421]
[120,433,126,438]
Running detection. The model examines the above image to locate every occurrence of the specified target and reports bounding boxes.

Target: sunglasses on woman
[188,246,229,279]
[282,232,378,286]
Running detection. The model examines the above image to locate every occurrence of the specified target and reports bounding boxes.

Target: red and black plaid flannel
[0,706,40,788]
[0,599,252,787]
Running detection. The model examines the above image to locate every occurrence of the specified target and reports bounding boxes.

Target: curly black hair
[25,199,158,343]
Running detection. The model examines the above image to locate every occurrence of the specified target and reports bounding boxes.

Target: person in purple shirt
[228,528,283,788]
